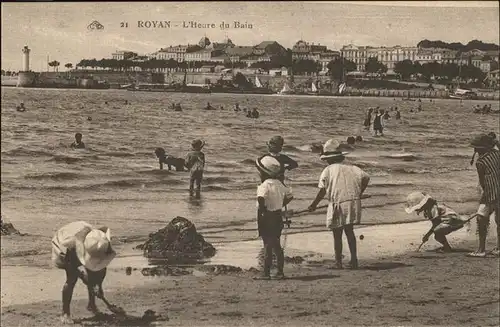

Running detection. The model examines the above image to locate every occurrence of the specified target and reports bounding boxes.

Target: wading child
[405,191,469,252]
[373,110,384,136]
[363,108,373,131]
[308,139,370,269]
[467,134,500,257]
[255,155,293,279]
[52,221,116,324]
[70,133,85,149]
[267,136,299,183]
[185,139,206,199]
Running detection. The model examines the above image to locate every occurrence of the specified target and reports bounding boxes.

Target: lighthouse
[17,45,35,87]
[22,46,30,72]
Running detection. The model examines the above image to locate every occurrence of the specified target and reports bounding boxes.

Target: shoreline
[3,85,499,101]
[1,228,498,326]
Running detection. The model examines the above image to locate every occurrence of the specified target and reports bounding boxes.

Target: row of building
[111,37,499,74]
[340,45,499,73]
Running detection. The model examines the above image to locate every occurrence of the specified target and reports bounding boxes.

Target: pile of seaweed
[1,216,21,236]
[136,216,216,263]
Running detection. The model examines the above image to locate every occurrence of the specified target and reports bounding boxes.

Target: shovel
[415,213,478,252]
[287,194,372,218]
[95,292,127,316]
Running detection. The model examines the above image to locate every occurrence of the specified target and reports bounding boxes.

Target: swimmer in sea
[16,102,26,112]
[70,133,85,149]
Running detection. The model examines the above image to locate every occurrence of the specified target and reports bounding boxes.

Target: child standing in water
[255,155,294,280]
[185,139,206,199]
[363,108,373,131]
[373,110,384,136]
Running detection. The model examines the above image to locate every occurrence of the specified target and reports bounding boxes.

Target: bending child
[405,192,470,252]
[52,221,116,324]
[255,155,294,280]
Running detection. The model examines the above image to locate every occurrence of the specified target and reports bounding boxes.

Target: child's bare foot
[87,304,101,315]
[60,314,73,324]
[347,260,359,270]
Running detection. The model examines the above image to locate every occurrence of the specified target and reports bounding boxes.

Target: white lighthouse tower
[22,46,31,72]
[17,45,35,87]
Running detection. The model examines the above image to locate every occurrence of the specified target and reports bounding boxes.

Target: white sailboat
[278,82,294,95]
[255,76,263,88]
[311,82,318,93]
[338,82,346,95]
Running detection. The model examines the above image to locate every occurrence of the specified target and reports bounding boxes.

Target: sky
[1,1,499,71]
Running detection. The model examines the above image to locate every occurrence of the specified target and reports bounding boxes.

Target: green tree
[394,59,415,80]
[327,58,356,81]
[365,57,383,74]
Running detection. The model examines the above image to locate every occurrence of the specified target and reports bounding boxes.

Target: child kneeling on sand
[52,221,116,324]
[255,155,294,280]
[405,192,469,252]
[308,139,370,269]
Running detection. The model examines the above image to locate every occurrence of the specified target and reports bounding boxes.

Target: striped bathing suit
[476,149,500,204]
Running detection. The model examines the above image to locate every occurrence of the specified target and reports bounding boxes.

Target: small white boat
[311,82,318,93]
[255,76,263,88]
[449,88,477,100]
[338,83,346,95]
[278,82,294,95]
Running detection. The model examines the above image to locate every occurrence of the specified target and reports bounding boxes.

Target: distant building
[341,44,418,72]
[112,50,137,60]
[226,46,255,62]
[292,40,327,60]
[151,44,201,62]
[253,41,287,57]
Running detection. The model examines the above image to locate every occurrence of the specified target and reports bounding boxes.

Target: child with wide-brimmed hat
[255,155,294,279]
[266,135,298,183]
[405,191,469,252]
[467,134,500,257]
[51,221,116,324]
[308,139,370,269]
[185,139,206,199]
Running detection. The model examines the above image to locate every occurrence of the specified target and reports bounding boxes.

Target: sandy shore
[1,219,499,326]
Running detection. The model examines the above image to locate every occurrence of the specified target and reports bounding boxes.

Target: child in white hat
[255,155,294,279]
[405,192,469,252]
[51,221,116,324]
[308,139,370,269]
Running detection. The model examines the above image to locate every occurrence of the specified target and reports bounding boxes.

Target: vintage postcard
[1,1,499,326]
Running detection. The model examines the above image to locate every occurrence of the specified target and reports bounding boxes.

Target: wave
[2,148,53,158]
[391,167,432,174]
[240,158,255,165]
[204,176,232,184]
[102,151,136,158]
[24,172,81,181]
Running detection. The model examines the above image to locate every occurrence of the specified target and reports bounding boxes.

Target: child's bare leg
[262,237,272,277]
[270,236,284,276]
[61,268,79,323]
[344,224,358,268]
[434,232,453,252]
[332,227,344,268]
[477,216,489,253]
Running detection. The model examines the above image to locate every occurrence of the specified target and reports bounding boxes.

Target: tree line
[417,39,499,52]
[394,59,492,82]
